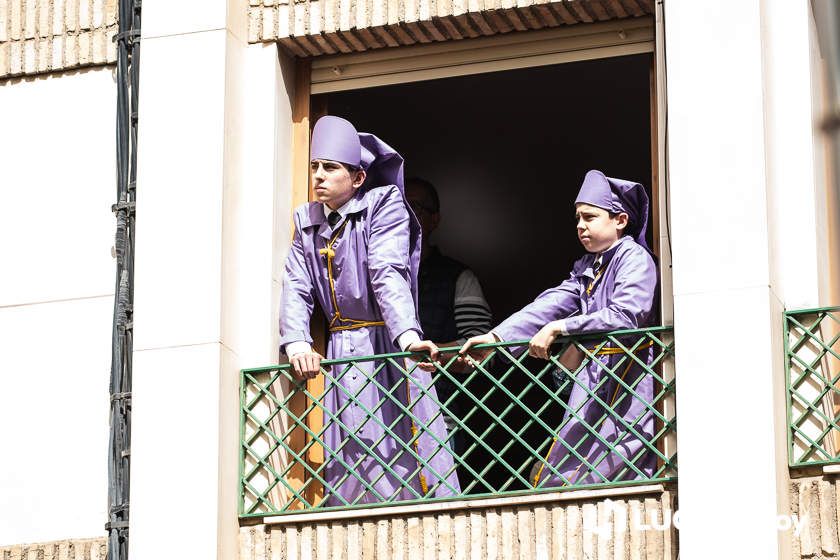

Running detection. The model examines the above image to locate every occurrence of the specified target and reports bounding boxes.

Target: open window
[314,51,658,492]
[251,18,676,514]
[318,53,657,322]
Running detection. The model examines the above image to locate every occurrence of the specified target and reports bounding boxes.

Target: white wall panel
[0,296,111,544]
[0,67,114,545]
[0,69,116,307]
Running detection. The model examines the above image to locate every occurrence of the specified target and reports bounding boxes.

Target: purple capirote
[280,120,460,506]
[575,169,652,255]
[310,115,363,168]
[493,171,659,488]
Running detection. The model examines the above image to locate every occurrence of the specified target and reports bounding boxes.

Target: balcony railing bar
[241,326,676,516]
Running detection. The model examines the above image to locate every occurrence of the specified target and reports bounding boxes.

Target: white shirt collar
[594,237,625,270]
[323,199,352,222]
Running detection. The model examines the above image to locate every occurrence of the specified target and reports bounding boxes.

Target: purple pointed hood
[310,115,406,194]
[310,115,421,308]
[575,169,651,254]
[310,115,362,168]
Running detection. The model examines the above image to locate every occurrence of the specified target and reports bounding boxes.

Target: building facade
[1,0,838,559]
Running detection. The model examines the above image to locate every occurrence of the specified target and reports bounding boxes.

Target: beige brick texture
[0,538,107,559]
[0,0,653,73]
[248,0,652,56]
[239,488,678,560]
[0,0,117,79]
[784,476,840,559]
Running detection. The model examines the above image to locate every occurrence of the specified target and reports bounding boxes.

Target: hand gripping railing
[785,306,840,467]
[240,326,676,517]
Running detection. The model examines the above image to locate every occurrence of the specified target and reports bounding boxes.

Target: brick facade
[239,488,677,560]
[791,476,840,559]
[247,0,652,56]
[0,0,117,79]
[0,0,651,77]
[0,538,107,560]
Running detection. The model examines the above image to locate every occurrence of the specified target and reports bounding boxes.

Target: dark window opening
[314,53,656,495]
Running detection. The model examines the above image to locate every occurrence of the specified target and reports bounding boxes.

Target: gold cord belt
[592,340,654,355]
[320,219,429,494]
[319,220,386,333]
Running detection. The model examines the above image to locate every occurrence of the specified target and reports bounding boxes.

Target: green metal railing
[786,306,840,467]
[240,326,676,517]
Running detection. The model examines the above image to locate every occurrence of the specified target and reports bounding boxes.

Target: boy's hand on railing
[434,341,473,373]
[407,340,440,371]
[528,321,563,359]
[444,355,473,373]
[459,333,498,365]
[289,351,324,380]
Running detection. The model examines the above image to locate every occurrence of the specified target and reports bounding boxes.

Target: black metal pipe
[107,0,140,558]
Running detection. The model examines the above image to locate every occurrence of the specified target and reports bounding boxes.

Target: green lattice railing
[240,326,676,517]
[786,306,840,467]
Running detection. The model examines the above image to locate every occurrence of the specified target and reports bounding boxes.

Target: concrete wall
[0,67,114,545]
[662,0,839,553]
[239,489,677,560]
[762,0,830,311]
[128,1,290,559]
[0,0,117,78]
[663,0,821,557]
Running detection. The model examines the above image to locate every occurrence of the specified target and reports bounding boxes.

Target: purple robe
[280,184,460,506]
[494,235,658,487]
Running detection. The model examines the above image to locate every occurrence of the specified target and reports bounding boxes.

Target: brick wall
[0,0,117,79]
[239,487,677,560]
[791,476,840,558]
[0,538,107,560]
[247,0,653,56]
[0,0,652,79]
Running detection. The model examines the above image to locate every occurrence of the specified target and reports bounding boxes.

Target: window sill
[253,483,669,526]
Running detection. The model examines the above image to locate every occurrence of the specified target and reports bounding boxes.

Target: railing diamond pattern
[241,326,676,516]
[786,307,840,467]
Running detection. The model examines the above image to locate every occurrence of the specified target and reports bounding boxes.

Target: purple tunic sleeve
[493,276,580,342]
[278,211,315,351]
[563,247,656,334]
[366,186,423,344]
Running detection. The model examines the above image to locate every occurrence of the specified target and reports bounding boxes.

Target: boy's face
[311,159,366,210]
[575,203,628,253]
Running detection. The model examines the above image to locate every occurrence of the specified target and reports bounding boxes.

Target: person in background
[405,177,493,460]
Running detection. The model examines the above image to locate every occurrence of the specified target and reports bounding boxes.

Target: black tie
[328,212,341,227]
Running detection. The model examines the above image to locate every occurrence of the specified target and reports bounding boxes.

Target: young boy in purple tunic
[279,116,460,506]
[460,169,658,487]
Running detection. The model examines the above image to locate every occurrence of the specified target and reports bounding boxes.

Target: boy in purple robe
[279,116,460,506]
[460,170,658,487]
